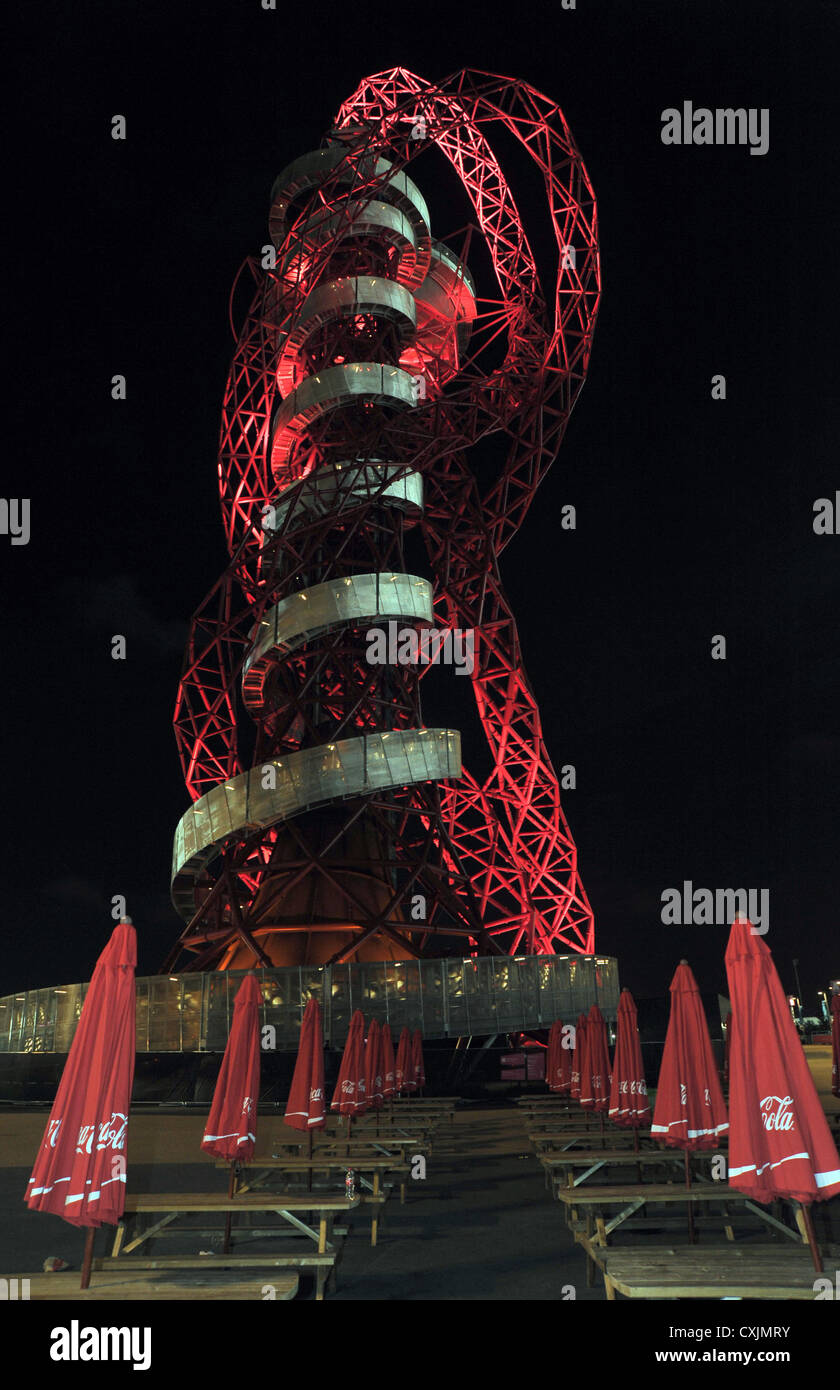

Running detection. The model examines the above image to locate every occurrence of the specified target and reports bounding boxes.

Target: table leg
[585,1235,595,1288]
[122,1210,178,1255]
[371,1173,380,1246]
[567,1172,578,1230]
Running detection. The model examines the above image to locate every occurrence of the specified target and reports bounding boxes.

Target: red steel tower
[164,68,600,973]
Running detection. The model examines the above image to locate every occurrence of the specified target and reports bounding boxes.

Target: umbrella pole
[632,1125,643,1184]
[222,1162,236,1254]
[307,1128,313,1193]
[799,1203,823,1273]
[80,1228,95,1290]
[684,1148,696,1245]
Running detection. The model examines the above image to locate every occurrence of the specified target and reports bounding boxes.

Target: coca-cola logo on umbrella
[75,1112,129,1155]
[760,1095,795,1132]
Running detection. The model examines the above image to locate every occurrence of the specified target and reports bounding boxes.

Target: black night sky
[3,0,838,1013]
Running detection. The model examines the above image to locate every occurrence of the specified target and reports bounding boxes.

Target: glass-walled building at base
[0,954,619,1054]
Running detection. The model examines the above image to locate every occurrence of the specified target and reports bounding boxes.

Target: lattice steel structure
[165,68,600,973]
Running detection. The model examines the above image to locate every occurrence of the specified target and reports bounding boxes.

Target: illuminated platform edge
[170,727,461,920]
[0,954,619,1054]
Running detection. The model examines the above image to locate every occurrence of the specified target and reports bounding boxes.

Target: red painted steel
[166,69,600,970]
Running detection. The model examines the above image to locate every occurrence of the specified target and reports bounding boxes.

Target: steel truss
[165,68,600,972]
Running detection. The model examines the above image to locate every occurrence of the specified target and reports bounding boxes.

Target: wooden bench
[590,1245,833,1301]
[11,1269,299,1300]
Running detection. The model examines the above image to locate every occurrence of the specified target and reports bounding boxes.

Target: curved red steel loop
[172,68,599,962]
[333,69,599,954]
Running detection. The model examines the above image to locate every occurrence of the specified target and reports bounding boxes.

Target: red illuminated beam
[166,68,599,971]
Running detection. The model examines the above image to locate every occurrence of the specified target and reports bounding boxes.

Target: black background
[3,0,838,1010]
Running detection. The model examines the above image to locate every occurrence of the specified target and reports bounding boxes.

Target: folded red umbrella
[202,973,262,1162]
[723,1013,733,1087]
[380,1023,396,1101]
[25,920,136,1228]
[555,1024,573,1095]
[412,1029,426,1090]
[365,1019,385,1110]
[395,1026,412,1094]
[608,989,651,1128]
[831,995,840,1100]
[725,917,840,1203]
[546,1020,562,1093]
[331,1010,368,1114]
[284,997,326,1131]
[570,1012,587,1101]
[580,1004,611,1111]
[651,961,728,1149]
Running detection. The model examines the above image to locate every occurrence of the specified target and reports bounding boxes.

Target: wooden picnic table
[389,1100,457,1122]
[108,1191,359,1299]
[515,1097,576,1109]
[230,1156,411,1199]
[539,1148,689,1191]
[553,1182,806,1250]
[528,1129,658,1152]
[330,1116,439,1138]
[321,1118,437,1143]
[525,1114,642,1134]
[270,1135,429,1159]
[222,1156,412,1244]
